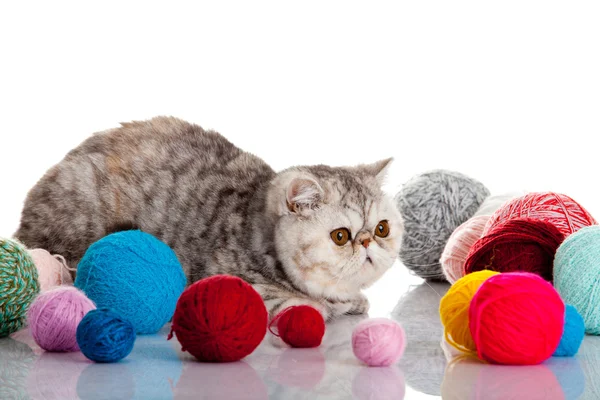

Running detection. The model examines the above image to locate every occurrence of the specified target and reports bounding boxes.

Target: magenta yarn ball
[352,318,406,367]
[27,286,96,352]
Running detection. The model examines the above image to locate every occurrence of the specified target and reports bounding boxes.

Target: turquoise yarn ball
[76,308,136,363]
[1,238,40,337]
[553,304,585,357]
[75,230,186,334]
[554,225,600,335]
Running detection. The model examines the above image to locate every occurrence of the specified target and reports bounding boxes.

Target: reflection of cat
[16,117,403,320]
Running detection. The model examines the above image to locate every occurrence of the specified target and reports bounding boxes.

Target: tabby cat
[15,117,403,320]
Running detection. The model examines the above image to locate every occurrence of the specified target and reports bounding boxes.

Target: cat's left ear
[361,157,393,185]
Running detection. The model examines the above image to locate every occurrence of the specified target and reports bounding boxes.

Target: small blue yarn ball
[554,225,600,335]
[76,308,136,363]
[553,304,585,357]
[75,230,186,334]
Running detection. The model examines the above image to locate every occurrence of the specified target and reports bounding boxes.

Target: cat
[15,116,403,320]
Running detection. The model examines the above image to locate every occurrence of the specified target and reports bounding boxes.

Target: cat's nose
[356,232,371,248]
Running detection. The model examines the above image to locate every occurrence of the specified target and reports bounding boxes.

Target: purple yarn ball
[27,286,96,352]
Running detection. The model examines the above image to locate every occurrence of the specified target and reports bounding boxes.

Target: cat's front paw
[345,294,370,315]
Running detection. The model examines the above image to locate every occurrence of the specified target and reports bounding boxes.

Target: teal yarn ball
[74,230,186,334]
[1,238,40,337]
[77,308,136,363]
[553,304,585,357]
[554,225,600,335]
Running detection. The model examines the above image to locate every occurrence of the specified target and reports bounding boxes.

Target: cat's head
[267,159,403,301]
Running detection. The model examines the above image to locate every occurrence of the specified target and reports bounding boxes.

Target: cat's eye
[330,228,351,246]
[375,220,390,238]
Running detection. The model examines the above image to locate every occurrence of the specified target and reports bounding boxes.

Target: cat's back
[16,116,274,267]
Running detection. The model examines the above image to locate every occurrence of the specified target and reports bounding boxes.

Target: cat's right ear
[286,177,324,214]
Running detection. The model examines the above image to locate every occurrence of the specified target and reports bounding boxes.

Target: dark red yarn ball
[270,305,325,348]
[464,218,565,282]
[168,275,268,362]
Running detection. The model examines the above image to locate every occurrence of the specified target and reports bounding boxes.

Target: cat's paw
[345,294,370,315]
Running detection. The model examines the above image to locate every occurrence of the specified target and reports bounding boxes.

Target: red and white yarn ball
[483,192,596,237]
[441,215,490,284]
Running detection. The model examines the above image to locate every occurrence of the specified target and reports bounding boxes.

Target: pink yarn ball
[440,215,490,283]
[27,286,96,352]
[28,249,73,292]
[352,318,406,367]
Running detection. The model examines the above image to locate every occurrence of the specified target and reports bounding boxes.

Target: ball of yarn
[351,318,406,366]
[28,249,73,292]
[1,238,40,337]
[473,192,526,217]
[554,225,600,334]
[74,230,186,334]
[464,218,564,282]
[439,270,499,353]
[440,215,490,284]
[484,192,596,237]
[27,286,96,352]
[169,275,268,362]
[395,170,490,281]
[271,305,326,348]
[76,308,136,363]
[553,305,585,357]
[469,272,565,365]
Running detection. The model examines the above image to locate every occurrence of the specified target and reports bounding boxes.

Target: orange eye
[330,228,351,246]
[375,220,390,238]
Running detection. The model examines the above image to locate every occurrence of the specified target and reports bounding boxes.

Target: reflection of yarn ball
[267,349,325,389]
[77,362,135,400]
[274,305,325,348]
[28,249,73,292]
[553,305,585,357]
[464,218,564,282]
[27,286,96,352]
[27,352,88,400]
[170,275,268,362]
[484,192,596,237]
[74,230,186,334]
[0,338,36,399]
[554,225,600,335]
[441,216,490,284]
[469,273,564,365]
[1,238,40,337]
[352,318,406,366]
[439,270,499,353]
[76,308,136,363]
[395,170,489,281]
[352,366,406,400]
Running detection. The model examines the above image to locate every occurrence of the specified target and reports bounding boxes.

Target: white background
[1,1,600,238]
[0,3,598,398]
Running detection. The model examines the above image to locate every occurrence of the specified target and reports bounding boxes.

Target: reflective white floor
[1,263,599,399]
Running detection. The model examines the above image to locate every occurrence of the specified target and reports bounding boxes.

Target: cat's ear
[361,158,393,185]
[286,176,324,214]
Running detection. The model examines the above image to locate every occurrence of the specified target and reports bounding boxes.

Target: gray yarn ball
[395,170,490,281]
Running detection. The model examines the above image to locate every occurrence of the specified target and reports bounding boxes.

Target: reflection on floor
[1,266,599,399]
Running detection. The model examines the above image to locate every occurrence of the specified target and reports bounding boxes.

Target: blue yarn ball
[554,225,600,335]
[75,230,186,334]
[553,304,585,357]
[76,308,136,363]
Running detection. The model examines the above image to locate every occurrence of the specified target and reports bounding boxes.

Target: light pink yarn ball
[27,286,96,352]
[28,249,73,292]
[352,318,406,367]
[440,215,490,284]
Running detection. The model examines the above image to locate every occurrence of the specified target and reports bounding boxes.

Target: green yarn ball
[555,225,600,335]
[0,238,40,337]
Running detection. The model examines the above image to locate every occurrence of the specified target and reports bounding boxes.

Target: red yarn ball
[270,305,325,348]
[464,218,565,281]
[484,192,596,237]
[169,275,268,362]
[469,272,565,365]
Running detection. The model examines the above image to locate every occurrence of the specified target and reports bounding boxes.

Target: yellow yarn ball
[440,270,499,353]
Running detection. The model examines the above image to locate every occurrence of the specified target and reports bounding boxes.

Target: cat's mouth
[365,256,372,263]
